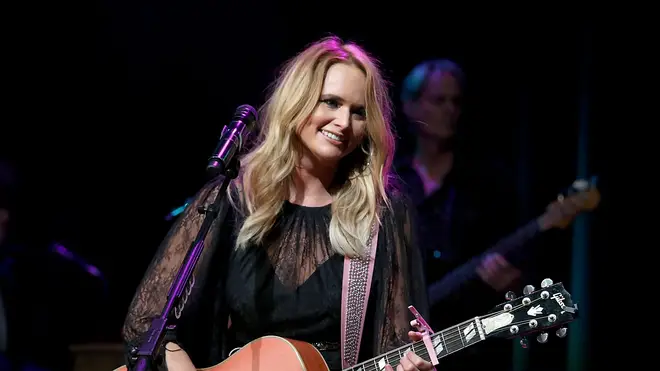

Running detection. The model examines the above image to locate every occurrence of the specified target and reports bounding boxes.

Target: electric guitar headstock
[539,176,601,230]
[479,279,578,346]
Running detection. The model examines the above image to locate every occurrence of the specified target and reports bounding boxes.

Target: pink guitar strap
[341,223,379,368]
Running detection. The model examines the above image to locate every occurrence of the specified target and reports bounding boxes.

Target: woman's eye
[322,99,339,108]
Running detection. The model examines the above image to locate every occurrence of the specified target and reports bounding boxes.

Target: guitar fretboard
[344,317,486,371]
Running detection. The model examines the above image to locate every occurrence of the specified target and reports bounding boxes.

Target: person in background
[0,160,66,371]
[0,159,108,371]
[395,59,526,371]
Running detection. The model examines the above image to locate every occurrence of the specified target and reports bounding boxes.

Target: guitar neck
[344,317,486,371]
[428,218,541,306]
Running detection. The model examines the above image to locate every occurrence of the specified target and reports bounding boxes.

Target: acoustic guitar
[428,177,600,306]
[114,280,578,371]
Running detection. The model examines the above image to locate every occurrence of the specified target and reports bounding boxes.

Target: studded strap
[340,223,379,368]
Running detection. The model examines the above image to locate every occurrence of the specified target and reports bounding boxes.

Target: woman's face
[298,63,368,171]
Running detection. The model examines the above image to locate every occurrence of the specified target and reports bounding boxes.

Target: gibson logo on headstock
[552,293,567,313]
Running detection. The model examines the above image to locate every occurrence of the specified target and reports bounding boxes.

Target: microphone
[206,104,258,177]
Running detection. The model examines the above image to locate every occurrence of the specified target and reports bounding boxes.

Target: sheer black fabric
[121,180,429,371]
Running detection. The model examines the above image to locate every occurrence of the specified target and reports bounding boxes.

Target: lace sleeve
[121,179,235,367]
[372,191,430,354]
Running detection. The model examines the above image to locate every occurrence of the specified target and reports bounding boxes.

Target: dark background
[2,3,612,370]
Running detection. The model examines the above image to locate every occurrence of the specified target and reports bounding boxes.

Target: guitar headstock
[479,279,577,346]
[540,176,601,230]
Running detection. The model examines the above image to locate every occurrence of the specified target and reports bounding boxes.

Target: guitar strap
[341,223,379,368]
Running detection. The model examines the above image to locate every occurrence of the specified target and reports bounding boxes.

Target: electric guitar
[428,177,600,306]
[114,280,578,371]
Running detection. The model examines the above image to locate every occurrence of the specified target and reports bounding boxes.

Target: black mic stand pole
[129,158,240,371]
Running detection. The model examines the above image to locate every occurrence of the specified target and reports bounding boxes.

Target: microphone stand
[129,158,240,371]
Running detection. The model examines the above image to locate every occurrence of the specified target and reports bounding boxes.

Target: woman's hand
[164,342,196,371]
[384,331,436,371]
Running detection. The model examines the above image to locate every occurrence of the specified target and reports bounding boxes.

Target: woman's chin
[312,144,346,163]
[301,152,342,171]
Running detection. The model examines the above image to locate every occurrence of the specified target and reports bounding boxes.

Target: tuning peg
[541,278,553,288]
[520,337,529,348]
[536,332,549,343]
[505,291,516,301]
[556,327,567,338]
[522,285,535,295]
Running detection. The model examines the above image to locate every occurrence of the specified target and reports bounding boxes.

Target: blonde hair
[230,36,396,258]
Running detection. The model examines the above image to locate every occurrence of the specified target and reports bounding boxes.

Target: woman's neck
[290,160,336,207]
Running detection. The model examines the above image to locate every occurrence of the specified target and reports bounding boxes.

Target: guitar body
[113,336,331,371]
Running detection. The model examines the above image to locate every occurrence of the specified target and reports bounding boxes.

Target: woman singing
[121,36,432,371]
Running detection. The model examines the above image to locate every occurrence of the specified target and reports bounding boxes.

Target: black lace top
[121,180,429,371]
[227,201,346,369]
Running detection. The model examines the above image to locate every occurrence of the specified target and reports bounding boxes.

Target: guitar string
[347,313,560,371]
[345,319,474,371]
[347,295,563,371]
[424,294,555,347]
[160,293,563,369]
[401,295,550,361]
